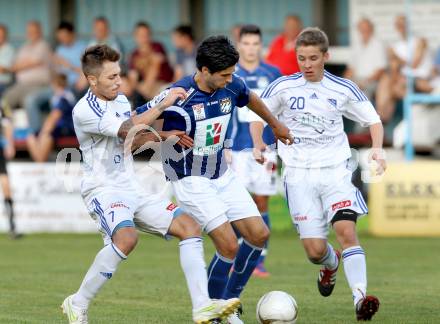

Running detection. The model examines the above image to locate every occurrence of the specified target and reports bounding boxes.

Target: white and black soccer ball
[256,290,298,324]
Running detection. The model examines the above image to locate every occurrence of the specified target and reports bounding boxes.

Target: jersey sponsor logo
[293,112,335,134]
[291,136,335,145]
[309,92,319,99]
[193,115,230,155]
[115,112,120,117]
[219,97,232,114]
[327,98,337,108]
[110,202,129,209]
[294,215,308,221]
[166,203,178,211]
[332,200,352,211]
[206,123,222,145]
[192,103,206,120]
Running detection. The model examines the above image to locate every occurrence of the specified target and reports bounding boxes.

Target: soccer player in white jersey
[250,28,386,321]
[228,25,282,278]
[61,45,240,324]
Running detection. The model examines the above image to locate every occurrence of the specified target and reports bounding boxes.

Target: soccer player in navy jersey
[136,35,292,323]
[227,24,282,278]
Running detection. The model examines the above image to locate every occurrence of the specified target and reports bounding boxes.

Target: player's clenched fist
[158,87,188,111]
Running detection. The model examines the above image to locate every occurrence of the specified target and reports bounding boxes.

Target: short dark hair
[81,45,120,77]
[174,25,194,41]
[94,16,108,24]
[239,24,261,39]
[135,21,151,31]
[196,35,239,73]
[57,21,75,33]
[295,27,329,53]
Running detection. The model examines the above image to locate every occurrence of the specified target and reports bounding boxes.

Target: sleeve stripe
[86,90,104,117]
[261,72,302,98]
[324,71,368,101]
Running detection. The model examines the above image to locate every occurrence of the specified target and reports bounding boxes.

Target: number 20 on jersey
[289,96,305,110]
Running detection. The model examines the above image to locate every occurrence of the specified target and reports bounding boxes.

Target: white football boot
[61,294,88,324]
[193,298,241,324]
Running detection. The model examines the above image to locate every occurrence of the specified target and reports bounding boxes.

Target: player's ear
[88,75,98,87]
[323,51,330,62]
[201,66,211,76]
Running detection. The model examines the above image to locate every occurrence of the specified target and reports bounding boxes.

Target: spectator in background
[128,21,173,106]
[266,15,302,75]
[88,16,123,56]
[53,21,87,96]
[0,103,18,239]
[2,21,51,114]
[376,15,433,123]
[230,24,242,46]
[344,18,387,102]
[26,73,75,162]
[0,24,15,97]
[172,25,197,81]
[24,21,87,135]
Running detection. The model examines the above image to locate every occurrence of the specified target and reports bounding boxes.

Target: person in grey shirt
[0,24,15,97]
[172,25,197,81]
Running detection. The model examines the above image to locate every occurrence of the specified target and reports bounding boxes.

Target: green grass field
[1,196,439,323]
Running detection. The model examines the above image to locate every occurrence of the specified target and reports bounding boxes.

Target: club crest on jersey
[327,98,337,108]
[192,103,206,120]
[219,97,232,114]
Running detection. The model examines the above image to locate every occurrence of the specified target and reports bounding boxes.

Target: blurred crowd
[1,14,440,162]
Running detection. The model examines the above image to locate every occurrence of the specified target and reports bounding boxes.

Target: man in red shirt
[266,15,302,75]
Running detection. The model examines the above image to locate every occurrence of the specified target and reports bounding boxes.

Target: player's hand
[161,130,193,148]
[272,122,293,145]
[370,149,386,175]
[253,141,267,165]
[157,87,187,111]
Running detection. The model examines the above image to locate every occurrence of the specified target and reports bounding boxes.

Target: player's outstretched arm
[117,87,187,139]
[249,121,266,164]
[369,122,387,175]
[247,91,293,145]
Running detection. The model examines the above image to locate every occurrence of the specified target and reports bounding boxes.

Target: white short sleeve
[74,105,123,137]
[342,100,381,127]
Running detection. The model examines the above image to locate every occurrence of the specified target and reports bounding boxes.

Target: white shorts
[230,150,278,196]
[83,189,181,245]
[283,161,368,239]
[172,168,261,233]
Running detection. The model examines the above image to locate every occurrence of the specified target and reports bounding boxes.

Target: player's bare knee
[218,240,239,259]
[249,225,270,247]
[171,213,201,239]
[113,228,138,255]
[303,241,327,264]
[181,214,202,238]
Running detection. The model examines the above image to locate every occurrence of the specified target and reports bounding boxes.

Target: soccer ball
[256,291,298,324]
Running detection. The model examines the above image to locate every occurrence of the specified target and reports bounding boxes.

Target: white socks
[320,243,339,270]
[179,237,211,310]
[72,243,126,309]
[342,245,367,306]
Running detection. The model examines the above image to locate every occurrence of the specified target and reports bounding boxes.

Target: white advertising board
[0,161,171,233]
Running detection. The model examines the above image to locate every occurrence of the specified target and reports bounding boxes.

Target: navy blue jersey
[136,74,250,180]
[228,62,282,151]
